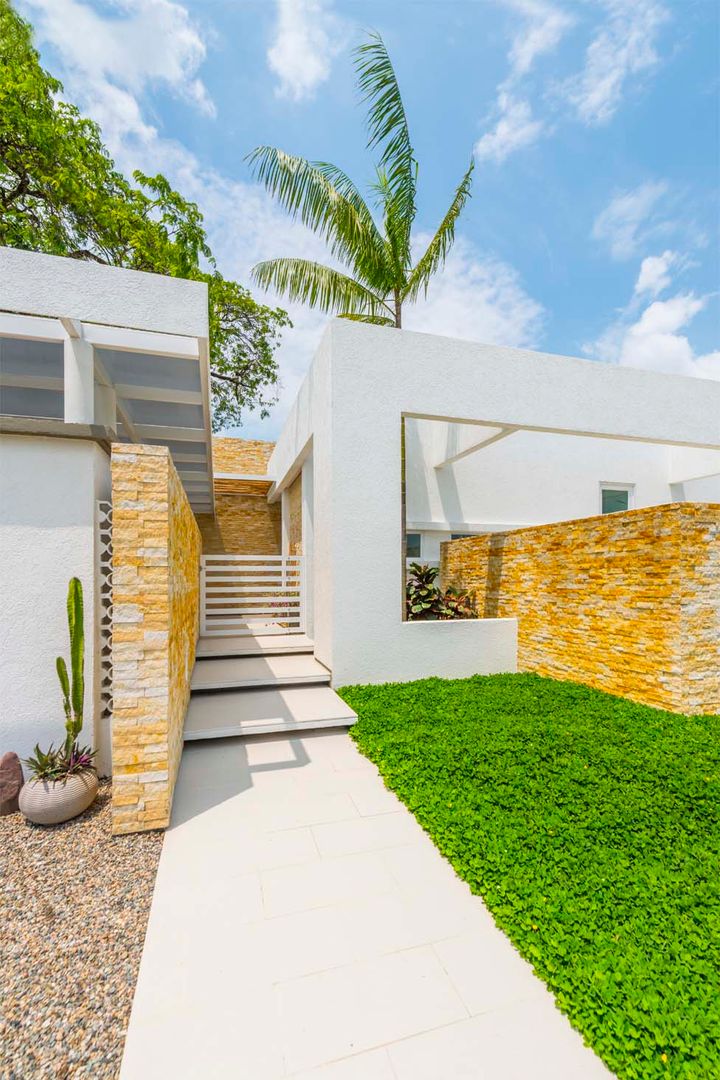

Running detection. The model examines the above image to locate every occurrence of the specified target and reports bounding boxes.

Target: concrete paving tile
[277,946,468,1073]
[335,888,494,959]
[312,811,425,857]
[348,781,403,817]
[235,904,358,983]
[261,850,398,918]
[434,927,552,1015]
[380,836,472,897]
[122,975,283,1080]
[387,999,613,1080]
[288,1048,396,1079]
[252,791,361,831]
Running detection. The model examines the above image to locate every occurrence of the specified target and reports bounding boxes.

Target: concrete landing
[191,654,331,692]
[195,633,314,659]
[185,686,357,740]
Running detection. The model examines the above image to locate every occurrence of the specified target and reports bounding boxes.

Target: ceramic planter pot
[19,770,98,825]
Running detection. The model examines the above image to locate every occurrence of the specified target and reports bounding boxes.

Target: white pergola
[0,248,214,514]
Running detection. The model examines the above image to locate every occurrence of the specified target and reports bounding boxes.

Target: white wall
[0,435,111,771]
[0,246,208,338]
[406,420,676,534]
[271,321,720,687]
[668,445,720,502]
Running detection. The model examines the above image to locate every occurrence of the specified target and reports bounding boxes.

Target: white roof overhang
[0,310,214,515]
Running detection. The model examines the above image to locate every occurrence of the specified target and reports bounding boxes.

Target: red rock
[0,752,24,815]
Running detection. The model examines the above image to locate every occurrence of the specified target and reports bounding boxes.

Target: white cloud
[562,0,668,125]
[586,256,719,381]
[619,293,705,374]
[592,180,669,259]
[266,0,347,103]
[21,0,215,118]
[633,250,678,297]
[504,0,574,78]
[475,94,545,163]
[406,236,545,349]
[475,0,570,165]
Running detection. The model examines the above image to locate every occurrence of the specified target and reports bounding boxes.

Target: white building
[0,247,212,771]
[269,319,720,685]
[2,247,719,779]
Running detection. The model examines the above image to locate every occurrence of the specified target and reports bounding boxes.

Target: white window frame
[599,482,635,515]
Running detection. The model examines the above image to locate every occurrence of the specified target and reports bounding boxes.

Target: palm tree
[248,32,474,329]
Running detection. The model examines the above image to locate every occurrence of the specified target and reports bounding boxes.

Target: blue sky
[17,0,720,437]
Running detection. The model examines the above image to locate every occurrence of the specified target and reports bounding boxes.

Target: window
[406,532,422,559]
[451,533,474,541]
[600,484,634,515]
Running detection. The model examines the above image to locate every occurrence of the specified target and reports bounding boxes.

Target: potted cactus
[20,578,98,825]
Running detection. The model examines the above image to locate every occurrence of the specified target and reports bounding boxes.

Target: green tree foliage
[0,1,289,429]
[249,32,474,328]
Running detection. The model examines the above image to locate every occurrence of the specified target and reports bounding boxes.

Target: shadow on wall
[483,533,507,619]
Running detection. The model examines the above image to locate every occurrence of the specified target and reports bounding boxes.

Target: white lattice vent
[97,500,113,721]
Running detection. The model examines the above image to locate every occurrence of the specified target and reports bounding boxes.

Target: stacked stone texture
[441,503,720,715]
[196,494,280,555]
[111,444,201,835]
[196,437,281,556]
[212,437,275,475]
[287,473,303,556]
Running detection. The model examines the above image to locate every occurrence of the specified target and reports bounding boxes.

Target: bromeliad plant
[23,577,96,781]
[406,562,477,621]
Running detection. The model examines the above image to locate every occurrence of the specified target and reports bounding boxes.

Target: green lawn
[338,674,720,1080]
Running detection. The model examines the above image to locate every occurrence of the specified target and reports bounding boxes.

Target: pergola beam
[435,425,520,469]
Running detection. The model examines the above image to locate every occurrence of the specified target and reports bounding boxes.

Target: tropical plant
[21,577,97,783]
[56,577,85,754]
[0,1,289,429]
[23,742,96,782]
[249,32,474,328]
[406,562,477,621]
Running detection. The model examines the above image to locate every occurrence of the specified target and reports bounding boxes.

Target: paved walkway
[121,731,612,1079]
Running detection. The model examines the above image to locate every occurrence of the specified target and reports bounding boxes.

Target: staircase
[184,632,357,741]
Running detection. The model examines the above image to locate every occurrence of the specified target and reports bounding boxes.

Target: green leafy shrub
[406,562,477,620]
[338,674,720,1080]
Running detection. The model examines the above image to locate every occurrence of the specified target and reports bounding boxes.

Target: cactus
[56,577,84,753]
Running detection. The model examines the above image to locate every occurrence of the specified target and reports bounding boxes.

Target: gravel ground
[0,782,163,1079]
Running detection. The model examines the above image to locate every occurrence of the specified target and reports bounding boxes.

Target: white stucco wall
[0,246,208,338]
[406,421,677,534]
[270,321,720,688]
[0,435,111,770]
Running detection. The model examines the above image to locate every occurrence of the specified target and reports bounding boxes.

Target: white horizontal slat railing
[200,555,304,636]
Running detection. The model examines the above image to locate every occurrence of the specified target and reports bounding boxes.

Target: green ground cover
[338,674,720,1080]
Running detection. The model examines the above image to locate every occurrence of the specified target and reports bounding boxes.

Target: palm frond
[251,258,392,318]
[247,147,388,287]
[405,158,474,302]
[354,32,416,236]
[338,312,395,326]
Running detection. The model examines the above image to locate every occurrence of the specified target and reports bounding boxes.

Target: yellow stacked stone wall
[287,473,302,556]
[441,503,720,715]
[195,437,281,556]
[196,493,281,555]
[111,444,201,835]
[212,437,275,475]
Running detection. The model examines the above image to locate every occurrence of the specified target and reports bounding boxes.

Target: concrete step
[184,686,357,740]
[191,654,331,692]
[195,633,314,659]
